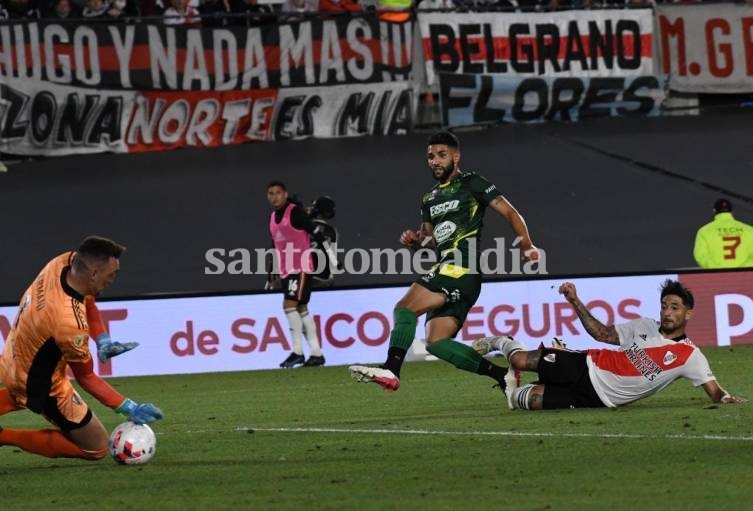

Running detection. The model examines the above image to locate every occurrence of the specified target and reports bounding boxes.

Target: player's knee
[508,350,526,369]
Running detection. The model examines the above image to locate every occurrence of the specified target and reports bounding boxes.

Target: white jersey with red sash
[586,318,715,407]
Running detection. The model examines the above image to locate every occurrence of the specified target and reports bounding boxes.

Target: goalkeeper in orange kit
[0,236,162,460]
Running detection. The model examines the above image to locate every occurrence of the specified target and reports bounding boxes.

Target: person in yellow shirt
[693,198,753,268]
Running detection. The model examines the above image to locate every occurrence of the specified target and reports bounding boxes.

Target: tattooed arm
[559,282,619,345]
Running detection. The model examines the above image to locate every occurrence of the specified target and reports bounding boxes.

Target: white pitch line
[179,426,753,442]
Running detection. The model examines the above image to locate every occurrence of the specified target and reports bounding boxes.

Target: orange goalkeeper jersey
[0,252,92,412]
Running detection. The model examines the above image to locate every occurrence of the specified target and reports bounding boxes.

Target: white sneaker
[471,335,514,355]
[503,368,519,410]
[348,365,400,391]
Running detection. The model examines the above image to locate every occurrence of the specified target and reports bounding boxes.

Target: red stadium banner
[656,4,753,93]
[0,17,413,91]
[417,9,655,86]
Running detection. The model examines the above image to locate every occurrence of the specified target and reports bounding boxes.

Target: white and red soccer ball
[108,421,157,465]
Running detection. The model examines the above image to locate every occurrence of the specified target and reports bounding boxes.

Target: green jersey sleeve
[468,174,501,206]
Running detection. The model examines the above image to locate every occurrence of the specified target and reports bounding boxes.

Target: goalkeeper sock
[0,388,19,416]
[427,339,507,383]
[383,308,417,376]
[0,428,104,460]
[300,310,322,357]
[284,308,304,355]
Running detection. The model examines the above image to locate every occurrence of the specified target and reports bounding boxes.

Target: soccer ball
[108,421,157,465]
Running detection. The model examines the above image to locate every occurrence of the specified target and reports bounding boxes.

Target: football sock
[496,336,526,361]
[427,339,507,383]
[300,310,322,357]
[383,347,407,377]
[0,388,19,416]
[477,358,509,384]
[383,307,417,376]
[511,384,535,410]
[0,428,103,460]
[284,308,304,355]
[389,307,417,351]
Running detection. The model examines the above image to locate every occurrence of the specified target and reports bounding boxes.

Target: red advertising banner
[679,271,753,346]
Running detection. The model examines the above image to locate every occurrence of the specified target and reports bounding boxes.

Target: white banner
[439,73,665,126]
[0,77,134,156]
[0,274,668,378]
[274,81,413,139]
[418,9,655,86]
[2,271,751,379]
[656,4,753,93]
[0,79,411,156]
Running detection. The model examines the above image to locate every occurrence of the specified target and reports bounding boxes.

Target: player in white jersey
[473,280,746,410]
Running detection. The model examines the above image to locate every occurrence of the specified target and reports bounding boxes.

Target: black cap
[714,198,733,213]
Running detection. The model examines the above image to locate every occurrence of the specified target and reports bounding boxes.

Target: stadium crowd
[2,0,721,26]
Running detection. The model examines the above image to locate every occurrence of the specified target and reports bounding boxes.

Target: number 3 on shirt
[722,236,742,260]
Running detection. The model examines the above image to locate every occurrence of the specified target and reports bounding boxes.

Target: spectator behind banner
[281,0,317,13]
[693,198,753,269]
[81,0,135,18]
[47,0,82,18]
[416,0,459,9]
[82,0,110,17]
[1,0,42,18]
[163,0,201,23]
[229,0,274,27]
[319,0,361,12]
[199,0,230,26]
[376,0,411,21]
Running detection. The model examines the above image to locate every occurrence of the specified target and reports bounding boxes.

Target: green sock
[389,307,417,351]
[383,308,417,376]
[427,338,483,374]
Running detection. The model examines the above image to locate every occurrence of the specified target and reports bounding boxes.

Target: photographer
[265,182,327,368]
[306,196,341,288]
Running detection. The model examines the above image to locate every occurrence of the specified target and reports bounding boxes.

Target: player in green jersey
[349,131,540,392]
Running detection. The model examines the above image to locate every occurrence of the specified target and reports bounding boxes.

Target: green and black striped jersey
[420,171,501,267]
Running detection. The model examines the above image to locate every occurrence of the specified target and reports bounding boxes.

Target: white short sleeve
[683,349,716,386]
[614,317,661,348]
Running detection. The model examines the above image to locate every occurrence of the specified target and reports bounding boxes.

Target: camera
[308,196,336,220]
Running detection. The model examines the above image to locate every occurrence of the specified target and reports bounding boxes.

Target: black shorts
[281,272,313,305]
[537,348,606,409]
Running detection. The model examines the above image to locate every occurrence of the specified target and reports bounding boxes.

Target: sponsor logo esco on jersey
[430,200,460,217]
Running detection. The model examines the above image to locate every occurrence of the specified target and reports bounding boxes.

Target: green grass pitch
[2,345,752,510]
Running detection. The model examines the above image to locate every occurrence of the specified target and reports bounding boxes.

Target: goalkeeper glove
[95,333,139,363]
[116,398,164,425]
